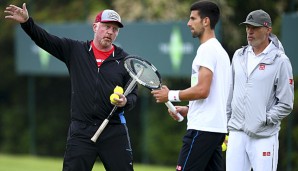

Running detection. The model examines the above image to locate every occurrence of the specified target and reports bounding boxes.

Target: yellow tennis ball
[110,93,119,104]
[221,135,229,152]
[222,143,227,151]
[114,86,124,94]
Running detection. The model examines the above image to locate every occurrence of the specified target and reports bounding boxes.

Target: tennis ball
[222,135,229,152]
[110,93,119,104]
[114,86,124,94]
[222,143,227,151]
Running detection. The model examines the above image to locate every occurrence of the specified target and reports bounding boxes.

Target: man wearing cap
[5,3,137,171]
[226,9,294,171]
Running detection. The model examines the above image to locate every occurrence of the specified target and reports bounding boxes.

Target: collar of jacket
[87,41,126,59]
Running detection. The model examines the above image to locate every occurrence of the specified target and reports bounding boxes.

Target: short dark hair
[190,0,220,29]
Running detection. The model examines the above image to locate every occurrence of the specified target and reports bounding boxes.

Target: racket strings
[125,58,161,89]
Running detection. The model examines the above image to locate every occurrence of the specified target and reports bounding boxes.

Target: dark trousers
[176,130,225,171]
[62,120,133,171]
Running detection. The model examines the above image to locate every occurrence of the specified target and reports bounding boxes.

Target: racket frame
[124,56,184,122]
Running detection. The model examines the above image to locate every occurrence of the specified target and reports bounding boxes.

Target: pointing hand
[4,3,29,23]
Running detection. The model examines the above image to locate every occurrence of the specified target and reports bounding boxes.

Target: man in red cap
[5,3,137,171]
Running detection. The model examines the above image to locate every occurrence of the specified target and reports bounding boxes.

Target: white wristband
[168,90,180,102]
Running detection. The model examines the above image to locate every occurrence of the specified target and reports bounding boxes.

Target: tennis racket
[123,55,184,122]
[90,67,143,143]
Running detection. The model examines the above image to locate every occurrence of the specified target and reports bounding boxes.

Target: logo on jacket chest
[259,64,266,70]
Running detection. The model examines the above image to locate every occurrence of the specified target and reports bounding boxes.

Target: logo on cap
[107,12,120,21]
[248,15,253,21]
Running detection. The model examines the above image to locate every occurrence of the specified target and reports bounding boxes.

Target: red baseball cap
[95,9,123,28]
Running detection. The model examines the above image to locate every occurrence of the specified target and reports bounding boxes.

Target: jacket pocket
[69,121,88,138]
[244,108,267,135]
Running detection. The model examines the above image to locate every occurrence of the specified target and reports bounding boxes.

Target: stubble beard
[100,39,112,48]
[248,38,263,48]
[248,32,268,48]
[192,27,204,39]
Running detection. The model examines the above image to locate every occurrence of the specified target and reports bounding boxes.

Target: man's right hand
[4,3,29,23]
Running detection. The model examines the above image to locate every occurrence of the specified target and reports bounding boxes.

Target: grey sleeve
[266,56,294,124]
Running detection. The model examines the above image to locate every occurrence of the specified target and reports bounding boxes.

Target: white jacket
[227,34,294,138]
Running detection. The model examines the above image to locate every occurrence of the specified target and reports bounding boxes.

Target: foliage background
[0,0,298,170]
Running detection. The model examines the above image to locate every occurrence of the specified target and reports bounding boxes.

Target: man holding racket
[5,3,138,171]
[152,1,230,170]
[226,10,294,171]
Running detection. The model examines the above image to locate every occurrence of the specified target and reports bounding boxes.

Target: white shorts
[226,131,279,171]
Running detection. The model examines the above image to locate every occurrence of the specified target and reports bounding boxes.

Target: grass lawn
[0,154,173,171]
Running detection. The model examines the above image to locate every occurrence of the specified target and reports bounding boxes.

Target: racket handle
[91,119,109,142]
[165,101,184,122]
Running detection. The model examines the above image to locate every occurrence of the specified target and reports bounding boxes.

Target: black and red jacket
[21,17,138,124]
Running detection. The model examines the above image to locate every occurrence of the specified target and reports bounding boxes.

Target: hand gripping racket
[91,67,143,143]
[123,55,184,122]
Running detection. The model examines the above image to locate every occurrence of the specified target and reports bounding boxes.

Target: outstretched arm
[4,3,29,23]
[5,3,70,63]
